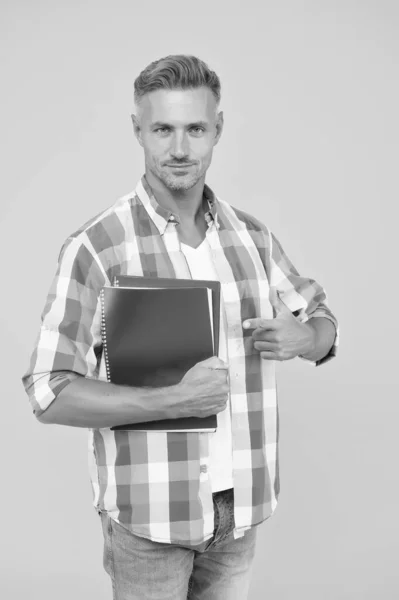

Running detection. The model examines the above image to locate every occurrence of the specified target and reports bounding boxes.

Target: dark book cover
[115,274,221,355]
[100,283,220,432]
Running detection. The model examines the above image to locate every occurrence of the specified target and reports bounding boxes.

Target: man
[22,54,338,600]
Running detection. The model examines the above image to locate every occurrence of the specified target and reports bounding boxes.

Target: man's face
[132,87,223,191]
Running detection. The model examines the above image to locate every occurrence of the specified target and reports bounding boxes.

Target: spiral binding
[100,288,111,382]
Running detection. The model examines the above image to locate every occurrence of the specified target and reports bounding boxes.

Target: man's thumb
[201,356,229,369]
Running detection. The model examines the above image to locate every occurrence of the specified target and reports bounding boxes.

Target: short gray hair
[134,54,221,108]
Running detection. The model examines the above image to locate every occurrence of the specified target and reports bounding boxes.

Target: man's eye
[154,127,204,134]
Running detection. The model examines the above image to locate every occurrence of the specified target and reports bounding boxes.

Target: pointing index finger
[243,318,278,330]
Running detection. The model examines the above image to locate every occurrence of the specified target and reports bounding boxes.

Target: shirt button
[169,216,175,221]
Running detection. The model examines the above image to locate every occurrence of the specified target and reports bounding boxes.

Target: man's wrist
[299,321,317,360]
[146,383,183,420]
[298,317,336,363]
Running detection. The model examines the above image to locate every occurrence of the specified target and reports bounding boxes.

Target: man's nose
[170,132,189,158]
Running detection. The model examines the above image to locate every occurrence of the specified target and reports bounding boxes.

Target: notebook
[114,275,221,355]
[100,277,221,432]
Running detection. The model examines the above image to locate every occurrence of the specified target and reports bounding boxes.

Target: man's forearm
[300,317,336,363]
[37,376,180,428]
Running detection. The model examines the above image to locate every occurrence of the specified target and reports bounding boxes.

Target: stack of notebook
[100,275,221,432]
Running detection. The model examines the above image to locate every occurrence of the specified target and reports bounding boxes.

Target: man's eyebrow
[150,121,209,129]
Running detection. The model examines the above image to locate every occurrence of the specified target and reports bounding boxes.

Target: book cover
[100,283,219,432]
[115,274,221,355]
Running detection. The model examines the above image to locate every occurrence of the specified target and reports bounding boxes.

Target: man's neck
[145,170,207,226]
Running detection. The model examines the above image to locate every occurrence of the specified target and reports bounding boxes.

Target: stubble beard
[152,162,205,192]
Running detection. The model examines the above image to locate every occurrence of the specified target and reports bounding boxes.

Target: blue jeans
[99,488,257,599]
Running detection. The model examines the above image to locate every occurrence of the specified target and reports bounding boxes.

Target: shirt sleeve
[269,232,339,366]
[21,236,108,418]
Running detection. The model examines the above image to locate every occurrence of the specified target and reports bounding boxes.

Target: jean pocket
[99,512,114,578]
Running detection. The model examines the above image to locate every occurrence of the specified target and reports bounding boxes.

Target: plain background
[1,1,398,598]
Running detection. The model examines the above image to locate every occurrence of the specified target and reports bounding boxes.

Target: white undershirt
[180,238,233,493]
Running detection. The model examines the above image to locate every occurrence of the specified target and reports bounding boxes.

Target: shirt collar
[135,174,220,236]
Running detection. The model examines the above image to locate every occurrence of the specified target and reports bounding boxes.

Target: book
[114,275,221,355]
[100,276,221,432]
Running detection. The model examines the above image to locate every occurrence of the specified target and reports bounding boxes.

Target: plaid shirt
[22,175,338,546]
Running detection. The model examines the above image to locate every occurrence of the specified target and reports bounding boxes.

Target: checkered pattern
[22,175,338,546]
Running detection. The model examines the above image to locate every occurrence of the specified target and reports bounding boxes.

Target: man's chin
[161,174,198,191]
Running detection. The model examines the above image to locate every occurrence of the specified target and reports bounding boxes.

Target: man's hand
[242,289,315,361]
[173,357,230,418]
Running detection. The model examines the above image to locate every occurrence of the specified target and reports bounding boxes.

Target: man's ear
[214,111,224,146]
[131,114,143,147]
